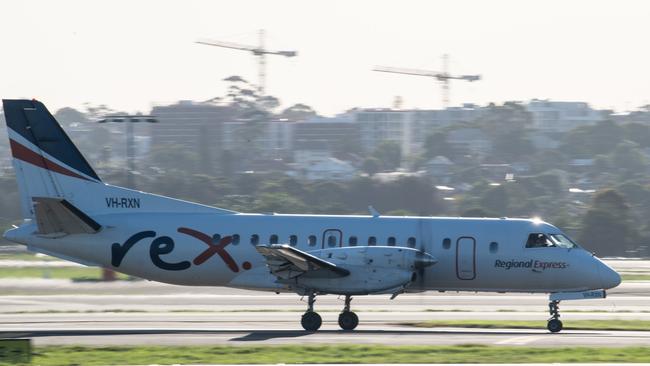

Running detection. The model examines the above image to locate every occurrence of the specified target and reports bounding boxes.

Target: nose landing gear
[547,300,563,333]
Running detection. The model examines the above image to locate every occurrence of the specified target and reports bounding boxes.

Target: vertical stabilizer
[3,99,101,218]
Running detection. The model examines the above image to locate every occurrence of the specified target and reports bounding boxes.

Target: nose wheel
[338,295,359,331]
[547,300,563,333]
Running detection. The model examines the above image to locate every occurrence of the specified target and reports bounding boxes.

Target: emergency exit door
[456,237,476,280]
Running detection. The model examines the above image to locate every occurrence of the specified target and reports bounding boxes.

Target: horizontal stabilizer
[33,197,101,235]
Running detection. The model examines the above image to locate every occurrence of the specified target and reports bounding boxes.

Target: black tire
[338,311,359,331]
[301,311,322,331]
[547,318,563,333]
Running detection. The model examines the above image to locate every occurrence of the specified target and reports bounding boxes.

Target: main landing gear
[338,295,359,331]
[301,292,322,331]
[300,293,359,331]
[547,300,563,333]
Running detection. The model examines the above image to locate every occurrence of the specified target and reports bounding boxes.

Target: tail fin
[3,99,235,219]
[3,99,101,218]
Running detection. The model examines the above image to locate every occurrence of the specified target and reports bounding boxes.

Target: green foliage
[460,207,497,218]
[361,157,381,176]
[280,103,318,120]
[623,123,650,147]
[479,182,531,217]
[371,141,402,171]
[560,120,624,158]
[423,132,453,159]
[610,141,648,178]
[23,345,650,365]
[253,192,308,214]
[578,189,639,256]
[491,128,536,160]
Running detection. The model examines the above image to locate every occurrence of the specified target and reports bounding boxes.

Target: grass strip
[407,319,650,331]
[0,253,58,261]
[621,274,650,281]
[5,345,648,365]
[0,267,130,281]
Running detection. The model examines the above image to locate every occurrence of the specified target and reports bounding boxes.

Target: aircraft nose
[597,260,621,289]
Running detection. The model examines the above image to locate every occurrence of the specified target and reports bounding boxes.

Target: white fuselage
[15,213,619,294]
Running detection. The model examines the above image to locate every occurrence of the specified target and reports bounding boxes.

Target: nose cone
[414,251,438,269]
[597,260,621,289]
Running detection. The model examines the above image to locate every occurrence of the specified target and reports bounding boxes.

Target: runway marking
[495,336,544,345]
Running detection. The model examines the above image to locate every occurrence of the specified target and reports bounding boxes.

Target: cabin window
[308,235,317,247]
[387,237,396,246]
[270,234,279,245]
[525,233,554,248]
[442,238,451,249]
[349,236,358,246]
[289,235,298,246]
[407,237,416,248]
[489,241,498,253]
[327,235,337,247]
[212,234,221,243]
[250,234,259,245]
[232,234,240,245]
[368,236,377,246]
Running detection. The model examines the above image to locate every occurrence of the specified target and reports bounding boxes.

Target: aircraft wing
[256,244,350,279]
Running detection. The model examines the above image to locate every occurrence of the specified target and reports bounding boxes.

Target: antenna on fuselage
[368,206,380,218]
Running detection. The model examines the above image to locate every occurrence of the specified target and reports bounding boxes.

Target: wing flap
[256,244,350,279]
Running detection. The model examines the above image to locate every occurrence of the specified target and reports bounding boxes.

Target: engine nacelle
[286,246,437,295]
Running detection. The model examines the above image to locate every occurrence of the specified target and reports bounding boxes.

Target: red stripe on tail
[10,139,93,182]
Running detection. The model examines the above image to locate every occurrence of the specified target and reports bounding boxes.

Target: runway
[0,280,649,347]
[0,321,650,347]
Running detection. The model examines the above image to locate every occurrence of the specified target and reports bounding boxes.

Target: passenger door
[456,236,476,280]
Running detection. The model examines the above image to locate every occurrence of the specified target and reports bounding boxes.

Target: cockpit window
[549,234,578,249]
[525,233,555,248]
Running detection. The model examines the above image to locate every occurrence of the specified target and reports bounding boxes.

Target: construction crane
[197,29,297,95]
[373,54,480,108]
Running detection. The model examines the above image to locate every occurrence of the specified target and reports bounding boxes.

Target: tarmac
[0,278,649,347]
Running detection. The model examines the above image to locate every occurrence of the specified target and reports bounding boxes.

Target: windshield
[549,234,578,249]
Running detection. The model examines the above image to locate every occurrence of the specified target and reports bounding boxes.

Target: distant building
[611,109,650,126]
[292,113,359,155]
[151,100,226,149]
[353,105,484,158]
[447,128,492,157]
[289,151,356,181]
[526,100,604,133]
[221,120,293,158]
[151,101,295,165]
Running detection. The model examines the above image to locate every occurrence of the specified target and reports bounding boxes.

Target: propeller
[413,246,436,291]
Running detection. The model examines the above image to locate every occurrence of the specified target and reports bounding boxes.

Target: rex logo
[111,228,251,272]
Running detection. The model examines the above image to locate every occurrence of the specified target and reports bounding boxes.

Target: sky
[1,0,649,115]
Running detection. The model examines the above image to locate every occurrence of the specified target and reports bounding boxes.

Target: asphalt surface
[0,280,649,347]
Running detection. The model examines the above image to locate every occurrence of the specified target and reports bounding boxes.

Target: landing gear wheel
[338,311,359,331]
[547,300,562,333]
[301,311,322,331]
[547,318,563,333]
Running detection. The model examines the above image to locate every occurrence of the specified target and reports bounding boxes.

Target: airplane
[2,99,621,333]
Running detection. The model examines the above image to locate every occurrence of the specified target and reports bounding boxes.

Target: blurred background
[0,0,649,259]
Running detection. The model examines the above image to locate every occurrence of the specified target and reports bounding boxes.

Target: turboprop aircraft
[2,99,621,332]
